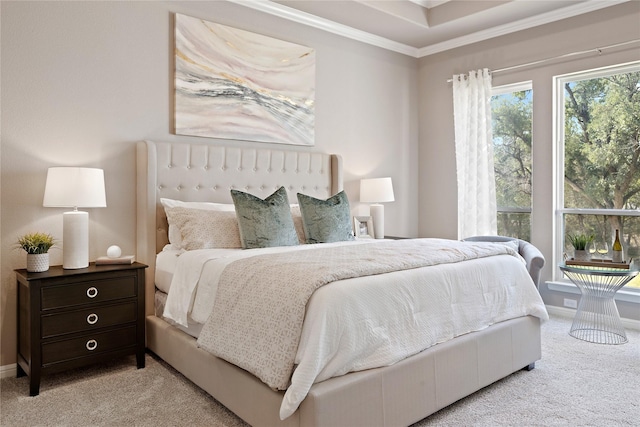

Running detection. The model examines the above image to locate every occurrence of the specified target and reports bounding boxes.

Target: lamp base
[370,204,385,239]
[63,211,89,269]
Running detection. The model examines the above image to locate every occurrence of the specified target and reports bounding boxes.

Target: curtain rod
[446,39,640,83]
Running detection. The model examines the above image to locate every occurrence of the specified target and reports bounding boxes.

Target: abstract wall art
[174,14,316,146]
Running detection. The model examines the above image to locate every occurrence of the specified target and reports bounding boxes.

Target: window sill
[546,280,640,303]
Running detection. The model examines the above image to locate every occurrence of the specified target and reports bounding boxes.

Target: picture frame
[354,216,375,239]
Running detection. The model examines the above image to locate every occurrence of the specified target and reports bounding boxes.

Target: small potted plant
[567,233,594,262]
[16,232,56,272]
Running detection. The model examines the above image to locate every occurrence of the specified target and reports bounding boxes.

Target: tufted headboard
[136,140,343,315]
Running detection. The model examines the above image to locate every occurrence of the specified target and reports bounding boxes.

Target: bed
[136,139,546,427]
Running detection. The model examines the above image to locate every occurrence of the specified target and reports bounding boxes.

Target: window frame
[552,61,640,289]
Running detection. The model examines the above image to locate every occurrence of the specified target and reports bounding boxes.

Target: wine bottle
[612,229,623,263]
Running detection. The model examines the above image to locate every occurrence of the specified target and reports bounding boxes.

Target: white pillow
[160,198,236,210]
[290,204,306,244]
[164,207,242,250]
[160,198,235,248]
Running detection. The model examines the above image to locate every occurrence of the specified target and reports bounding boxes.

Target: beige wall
[0,1,419,366]
[418,2,640,317]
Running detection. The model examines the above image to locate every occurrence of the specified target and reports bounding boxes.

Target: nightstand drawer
[42,325,137,365]
[41,277,136,310]
[41,301,137,338]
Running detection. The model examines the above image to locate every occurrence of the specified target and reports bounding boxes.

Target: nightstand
[16,262,147,396]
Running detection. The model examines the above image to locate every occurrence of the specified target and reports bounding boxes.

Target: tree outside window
[492,84,532,241]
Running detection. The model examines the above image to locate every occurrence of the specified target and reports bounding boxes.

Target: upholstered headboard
[136,140,343,315]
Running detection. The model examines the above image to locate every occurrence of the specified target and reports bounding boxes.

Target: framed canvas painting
[174,13,315,146]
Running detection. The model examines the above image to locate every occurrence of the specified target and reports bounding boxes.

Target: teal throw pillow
[297,191,355,244]
[231,186,299,249]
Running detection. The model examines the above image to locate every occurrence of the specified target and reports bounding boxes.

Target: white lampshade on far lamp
[360,177,394,239]
[43,167,106,269]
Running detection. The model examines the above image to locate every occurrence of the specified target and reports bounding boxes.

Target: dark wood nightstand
[15,262,147,396]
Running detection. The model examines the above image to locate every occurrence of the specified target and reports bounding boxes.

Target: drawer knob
[86,313,99,325]
[86,287,98,298]
[86,339,98,351]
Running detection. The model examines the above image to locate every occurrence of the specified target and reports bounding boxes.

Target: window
[491,82,533,241]
[554,62,640,291]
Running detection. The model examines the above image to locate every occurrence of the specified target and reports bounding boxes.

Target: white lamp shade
[43,167,106,208]
[360,177,394,203]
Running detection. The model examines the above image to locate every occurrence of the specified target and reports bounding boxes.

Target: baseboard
[545,304,640,331]
[1,363,17,379]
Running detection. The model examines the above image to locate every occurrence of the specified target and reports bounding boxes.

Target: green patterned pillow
[297,191,355,244]
[231,186,299,249]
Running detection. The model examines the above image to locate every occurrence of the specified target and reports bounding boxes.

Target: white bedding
[161,238,548,420]
[163,240,370,327]
[154,290,204,338]
[155,247,183,293]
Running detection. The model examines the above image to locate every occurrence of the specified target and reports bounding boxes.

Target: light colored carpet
[1,314,638,426]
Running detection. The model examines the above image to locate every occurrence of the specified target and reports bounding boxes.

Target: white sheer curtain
[452,68,497,239]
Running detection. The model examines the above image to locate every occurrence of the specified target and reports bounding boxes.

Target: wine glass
[597,242,609,260]
[588,241,597,259]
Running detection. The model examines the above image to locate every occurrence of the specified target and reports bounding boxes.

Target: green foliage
[492,89,532,239]
[493,70,639,252]
[567,233,594,250]
[563,73,640,210]
[563,70,640,252]
[16,232,56,254]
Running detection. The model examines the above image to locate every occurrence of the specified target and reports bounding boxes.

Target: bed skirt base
[146,315,541,427]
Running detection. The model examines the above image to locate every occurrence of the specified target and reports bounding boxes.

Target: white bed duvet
[161,239,548,419]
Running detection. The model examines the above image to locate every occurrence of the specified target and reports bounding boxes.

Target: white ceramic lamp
[43,167,106,269]
[360,177,394,239]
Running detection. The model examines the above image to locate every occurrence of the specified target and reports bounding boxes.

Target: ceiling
[230,0,630,57]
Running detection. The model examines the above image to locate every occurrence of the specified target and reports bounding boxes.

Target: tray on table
[565,258,631,269]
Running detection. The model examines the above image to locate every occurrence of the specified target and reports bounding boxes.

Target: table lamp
[360,177,394,239]
[43,167,106,269]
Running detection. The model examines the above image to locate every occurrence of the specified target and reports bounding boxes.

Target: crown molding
[417,0,630,57]
[227,0,419,57]
[229,0,630,59]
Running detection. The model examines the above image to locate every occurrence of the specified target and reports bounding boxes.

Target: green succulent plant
[16,232,56,254]
[567,233,594,251]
